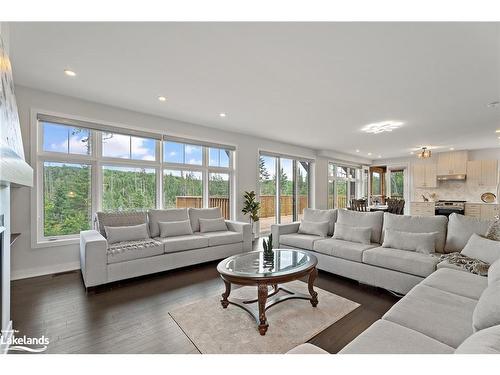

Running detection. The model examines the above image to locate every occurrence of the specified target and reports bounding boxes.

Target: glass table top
[218,249,316,278]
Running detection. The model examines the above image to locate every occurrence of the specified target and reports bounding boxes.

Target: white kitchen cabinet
[465,203,499,220]
[413,163,437,188]
[466,160,498,187]
[437,151,467,176]
[410,202,435,216]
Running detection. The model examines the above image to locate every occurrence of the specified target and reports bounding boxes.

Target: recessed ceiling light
[367,152,372,156]
[219,113,227,118]
[496,130,500,133]
[378,155,382,158]
[355,149,360,153]
[64,69,76,77]
[487,101,500,108]
[361,121,404,134]
[449,147,455,150]
[410,152,414,155]
[157,96,167,102]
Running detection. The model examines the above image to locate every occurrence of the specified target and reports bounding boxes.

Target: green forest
[43,165,230,237]
[259,157,309,196]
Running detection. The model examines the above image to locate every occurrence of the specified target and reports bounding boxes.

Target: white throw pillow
[472,281,500,332]
[199,217,228,233]
[382,229,437,254]
[303,208,337,236]
[104,223,149,244]
[333,223,372,245]
[158,220,193,238]
[488,258,500,285]
[298,220,329,237]
[455,325,500,354]
[461,233,500,264]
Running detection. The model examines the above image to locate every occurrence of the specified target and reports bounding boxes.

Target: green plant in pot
[241,191,260,239]
[262,233,274,261]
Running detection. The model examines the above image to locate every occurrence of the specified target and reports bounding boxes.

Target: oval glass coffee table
[217,249,318,335]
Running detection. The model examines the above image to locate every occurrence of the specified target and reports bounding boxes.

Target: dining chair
[350,199,368,212]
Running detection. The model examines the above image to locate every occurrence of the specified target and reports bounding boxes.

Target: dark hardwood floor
[11,244,399,354]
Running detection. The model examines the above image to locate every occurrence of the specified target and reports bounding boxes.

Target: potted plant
[242,190,260,240]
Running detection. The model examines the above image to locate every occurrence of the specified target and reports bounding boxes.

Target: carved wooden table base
[220,267,318,335]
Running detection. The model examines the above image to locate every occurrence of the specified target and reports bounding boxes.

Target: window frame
[33,110,235,246]
[327,162,365,209]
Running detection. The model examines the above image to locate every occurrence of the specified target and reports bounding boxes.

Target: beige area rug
[169,281,360,354]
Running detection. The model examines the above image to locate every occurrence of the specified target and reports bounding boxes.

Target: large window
[36,116,234,242]
[328,163,365,209]
[259,154,311,234]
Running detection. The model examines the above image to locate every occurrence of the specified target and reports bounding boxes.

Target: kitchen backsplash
[413,180,498,203]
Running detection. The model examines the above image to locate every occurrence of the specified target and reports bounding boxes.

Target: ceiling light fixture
[496,130,500,133]
[219,113,227,118]
[378,155,382,158]
[361,120,404,134]
[157,96,167,102]
[449,147,455,150]
[64,69,76,77]
[417,147,432,159]
[367,152,372,156]
[355,149,360,153]
[487,101,500,108]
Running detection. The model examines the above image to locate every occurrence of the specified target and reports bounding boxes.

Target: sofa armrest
[80,230,108,288]
[271,222,301,248]
[225,220,252,252]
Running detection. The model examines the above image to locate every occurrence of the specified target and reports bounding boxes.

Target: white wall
[10,85,321,279]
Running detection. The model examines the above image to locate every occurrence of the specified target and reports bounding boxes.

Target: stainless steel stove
[434,200,466,216]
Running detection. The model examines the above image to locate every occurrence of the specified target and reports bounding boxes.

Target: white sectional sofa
[273,208,452,295]
[80,207,252,288]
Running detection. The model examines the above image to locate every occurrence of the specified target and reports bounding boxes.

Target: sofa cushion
[473,281,500,332]
[461,233,500,264]
[382,229,437,254]
[107,239,164,264]
[455,325,500,354]
[157,234,209,253]
[333,223,372,245]
[421,268,488,300]
[298,220,330,237]
[337,209,384,244]
[445,213,492,252]
[362,247,439,277]
[188,207,223,233]
[199,217,228,233]
[381,212,448,253]
[96,211,147,237]
[148,208,189,238]
[339,319,454,354]
[488,258,500,285]
[198,230,243,246]
[486,217,500,241]
[382,284,477,348]
[159,220,193,238]
[313,238,378,262]
[280,233,324,250]
[303,208,337,236]
[105,223,149,245]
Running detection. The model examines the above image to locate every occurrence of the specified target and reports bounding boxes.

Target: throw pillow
[445,213,492,252]
[298,220,329,237]
[461,233,500,264]
[472,281,500,332]
[486,216,500,242]
[455,325,500,354]
[337,209,384,243]
[488,258,500,285]
[333,223,372,244]
[382,229,437,254]
[104,223,149,245]
[199,217,228,233]
[158,220,193,238]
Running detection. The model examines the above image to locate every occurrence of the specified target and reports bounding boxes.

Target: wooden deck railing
[175,196,230,219]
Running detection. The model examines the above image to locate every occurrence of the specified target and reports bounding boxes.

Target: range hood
[437,174,467,181]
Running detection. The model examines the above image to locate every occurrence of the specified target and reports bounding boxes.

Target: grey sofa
[289,261,500,354]
[80,207,252,288]
[272,209,450,295]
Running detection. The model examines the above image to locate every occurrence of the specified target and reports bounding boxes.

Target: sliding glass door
[259,154,310,234]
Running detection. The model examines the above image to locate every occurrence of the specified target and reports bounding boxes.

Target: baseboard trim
[11,261,80,281]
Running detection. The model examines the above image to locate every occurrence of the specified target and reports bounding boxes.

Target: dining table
[367,205,389,212]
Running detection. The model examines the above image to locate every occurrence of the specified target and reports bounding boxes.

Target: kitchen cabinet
[413,163,437,188]
[465,203,499,220]
[410,202,435,216]
[437,151,467,176]
[467,160,498,187]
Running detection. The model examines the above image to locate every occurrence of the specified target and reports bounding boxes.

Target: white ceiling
[9,22,500,159]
